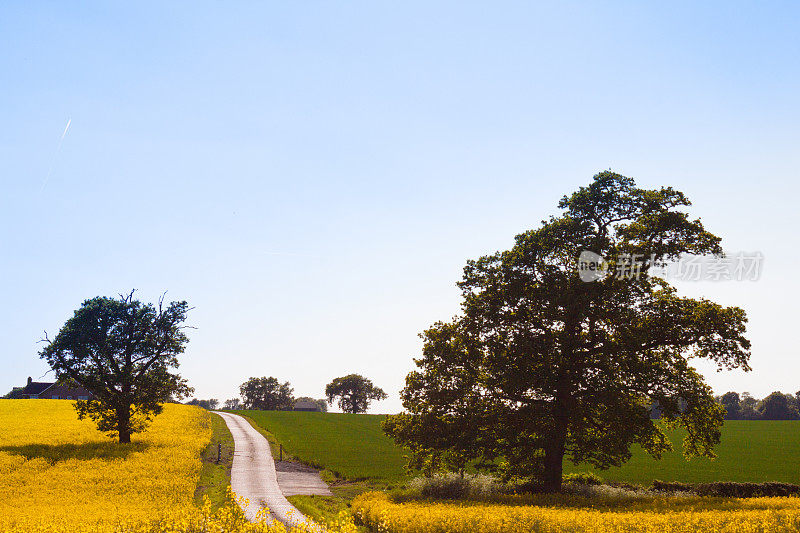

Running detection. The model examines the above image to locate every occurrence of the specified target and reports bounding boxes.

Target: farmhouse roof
[21,377,55,396]
[293,400,321,411]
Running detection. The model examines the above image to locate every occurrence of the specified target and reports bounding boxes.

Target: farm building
[293,399,324,412]
[13,377,93,400]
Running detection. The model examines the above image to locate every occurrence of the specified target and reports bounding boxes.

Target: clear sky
[2,2,798,413]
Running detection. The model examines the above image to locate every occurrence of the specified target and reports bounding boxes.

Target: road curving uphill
[214,411,314,528]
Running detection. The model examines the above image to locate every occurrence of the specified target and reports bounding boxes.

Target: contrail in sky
[263,251,324,259]
[40,118,71,192]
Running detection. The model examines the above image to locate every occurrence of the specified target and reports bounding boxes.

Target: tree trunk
[543,435,565,491]
[543,397,569,492]
[117,405,131,444]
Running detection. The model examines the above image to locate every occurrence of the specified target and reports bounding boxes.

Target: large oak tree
[326,374,387,413]
[384,171,751,491]
[239,376,294,410]
[40,292,193,443]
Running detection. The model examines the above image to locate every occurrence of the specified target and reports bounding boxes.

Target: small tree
[39,293,193,443]
[223,398,242,410]
[326,374,387,413]
[239,377,294,410]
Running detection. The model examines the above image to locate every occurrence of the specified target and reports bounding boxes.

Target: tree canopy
[326,374,387,413]
[757,392,800,420]
[719,392,741,420]
[239,376,294,410]
[714,391,800,420]
[383,171,751,491]
[39,292,193,443]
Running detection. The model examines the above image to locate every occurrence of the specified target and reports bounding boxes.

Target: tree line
[184,373,387,414]
[717,391,800,420]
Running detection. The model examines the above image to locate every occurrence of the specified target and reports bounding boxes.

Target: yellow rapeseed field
[0,399,211,531]
[0,399,354,533]
[352,491,800,533]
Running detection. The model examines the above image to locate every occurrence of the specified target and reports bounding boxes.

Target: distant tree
[239,377,294,410]
[39,293,193,443]
[758,392,800,420]
[186,398,218,410]
[792,392,800,413]
[3,387,24,399]
[223,398,242,410]
[383,172,751,491]
[326,374,387,414]
[719,392,741,420]
[739,392,760,420]
[294,396,328,412]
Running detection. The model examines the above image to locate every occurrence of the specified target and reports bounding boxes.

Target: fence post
[217,443,221,464]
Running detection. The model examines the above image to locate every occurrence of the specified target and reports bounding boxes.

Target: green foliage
[223,398,242,410]
[242,410,408,483]
[39,292,193,443]
[287,482,379,525]
[758,391,800,420]
[716,391,800,420]
[563,472,604,485]
[738,392,761,420]
[409,473,499,499]
[2,388,23,399]
[719,392,741,420]
[325,374,387,414]
[385,171,751,491]
[238,377,294,410]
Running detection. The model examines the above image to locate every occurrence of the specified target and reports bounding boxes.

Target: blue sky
[2,2,798,412]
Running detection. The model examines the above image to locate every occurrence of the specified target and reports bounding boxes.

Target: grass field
[243,411,800,485]
[565,421,800,485]
[240,410,408,483]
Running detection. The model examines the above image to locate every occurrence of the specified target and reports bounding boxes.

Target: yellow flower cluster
[352,491,800,533]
